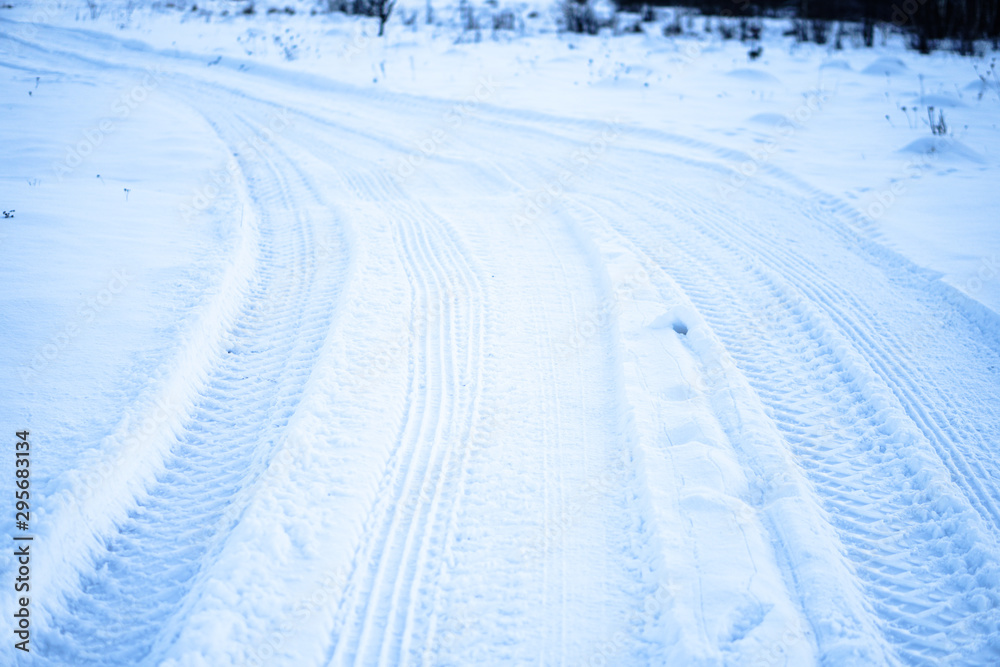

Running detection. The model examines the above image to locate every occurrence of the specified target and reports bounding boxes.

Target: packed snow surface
[2,2,1000,665]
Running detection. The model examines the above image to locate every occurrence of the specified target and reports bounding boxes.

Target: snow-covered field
[2,1,1000,664]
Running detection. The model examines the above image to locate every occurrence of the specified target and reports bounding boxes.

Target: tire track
[672,243,1000,663]
[323,173,485,665]
[16,19,1000,665]
[600,162,1000,538]
[396,206,489,666]
[370,204,482,666]
[565,172,1000,663]
[39,105,348,664]
[679,190,1000,534]
[428,174,661,663]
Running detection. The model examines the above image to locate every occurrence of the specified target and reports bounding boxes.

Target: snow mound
[963,78,1000,94]
[820,59,852,70]
[861,57,908,76]
[898,136,985,163]
[726,68,781,84]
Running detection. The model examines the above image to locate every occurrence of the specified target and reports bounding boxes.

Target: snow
[2,2,1000,664]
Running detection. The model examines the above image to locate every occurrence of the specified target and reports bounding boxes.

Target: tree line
[620,0,1000,51]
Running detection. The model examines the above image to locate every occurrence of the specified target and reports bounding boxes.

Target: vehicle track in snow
[324,174,487,666]
[12,40,661,661]
[39,97,349,664]
[559,155,1000,664]
[670,240,1000,664]
[8,19,1000,666]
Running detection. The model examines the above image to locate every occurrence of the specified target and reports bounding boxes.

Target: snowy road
[4,17,1000,666]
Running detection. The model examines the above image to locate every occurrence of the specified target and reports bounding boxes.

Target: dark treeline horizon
[618,0,1000,50]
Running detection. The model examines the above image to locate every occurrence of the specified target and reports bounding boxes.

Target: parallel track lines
[324,181,485,665]
[551,170,1000,662]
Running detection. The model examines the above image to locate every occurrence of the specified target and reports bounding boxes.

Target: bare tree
[373,0,396,36]
[328,0,396,36]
